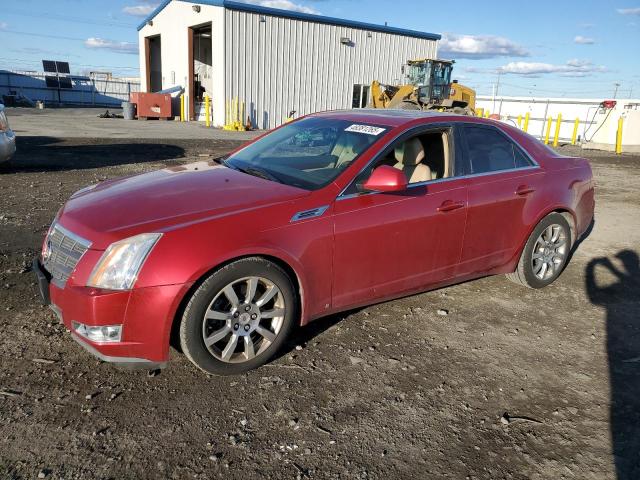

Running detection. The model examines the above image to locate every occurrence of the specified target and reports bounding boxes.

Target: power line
[2,8,137,29]
[0,29,138,52]
[0,57,139,71]
[0,29,90,42]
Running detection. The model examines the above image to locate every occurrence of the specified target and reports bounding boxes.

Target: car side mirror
[363,165,408,192]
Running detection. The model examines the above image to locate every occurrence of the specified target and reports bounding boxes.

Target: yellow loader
[370,59,476,115]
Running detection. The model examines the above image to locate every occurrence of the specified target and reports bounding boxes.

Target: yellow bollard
[238,101,246,131]
[544,116,552,144]
[523,112,530,132]
[234,97,239,127]
[517,114,522,128]
[484,109,490,118]
[205,95,210,127]
[180,94,185,122]
[571,117,580,145]
[553,113,562,147]
[616,117,623,154]
[476,108,483,117]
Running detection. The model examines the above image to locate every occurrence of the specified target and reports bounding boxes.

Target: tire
[179,257,298,375]
[506,213,572,289]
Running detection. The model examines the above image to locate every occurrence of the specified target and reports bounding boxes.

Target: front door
[331,127,468,309]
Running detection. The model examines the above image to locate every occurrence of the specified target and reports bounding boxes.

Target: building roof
[137,0,441,41]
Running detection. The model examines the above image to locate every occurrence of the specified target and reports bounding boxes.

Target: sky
[1,0,639,98]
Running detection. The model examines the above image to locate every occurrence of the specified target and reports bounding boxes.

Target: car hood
[58,161,308,249]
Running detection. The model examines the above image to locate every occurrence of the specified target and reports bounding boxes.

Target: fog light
[72,322,122,343]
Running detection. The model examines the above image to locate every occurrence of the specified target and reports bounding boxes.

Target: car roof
[308,109,458,127]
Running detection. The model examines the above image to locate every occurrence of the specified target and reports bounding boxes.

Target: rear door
[457,124,544,274]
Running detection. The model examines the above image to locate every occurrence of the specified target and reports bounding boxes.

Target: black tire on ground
[506,213,572,289]
[179,257,298,375]
[397,101,421,110]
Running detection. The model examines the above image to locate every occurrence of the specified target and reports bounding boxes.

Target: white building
[137,0,440,128]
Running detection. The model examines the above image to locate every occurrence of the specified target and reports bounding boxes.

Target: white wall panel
[224,9,438,129]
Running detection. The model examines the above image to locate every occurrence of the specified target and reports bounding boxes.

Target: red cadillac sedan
[34,110,595,375]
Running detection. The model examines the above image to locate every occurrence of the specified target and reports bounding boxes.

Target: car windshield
[223,117,388,190]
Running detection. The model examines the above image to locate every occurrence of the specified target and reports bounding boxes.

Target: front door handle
[437,200,465,212]
[516,185,535,196]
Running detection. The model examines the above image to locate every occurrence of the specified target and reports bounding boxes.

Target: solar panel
[55,61,70,74]
[42,60,57,73]
[58,77,73,89]
[45,76,60,88]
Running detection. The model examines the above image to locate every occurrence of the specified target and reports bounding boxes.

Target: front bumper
[33,258,187,369]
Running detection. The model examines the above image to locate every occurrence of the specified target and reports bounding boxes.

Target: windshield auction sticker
[344,124,386,136]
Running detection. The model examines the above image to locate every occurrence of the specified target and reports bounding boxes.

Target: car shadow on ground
[585,249,640,479]
[2,136,186,173]
[273,308,364,361]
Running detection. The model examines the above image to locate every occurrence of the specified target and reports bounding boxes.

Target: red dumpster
[130,92,172,120]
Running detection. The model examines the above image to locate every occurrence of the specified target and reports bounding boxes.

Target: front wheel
[179,257,297,375]
[507,213,572,289]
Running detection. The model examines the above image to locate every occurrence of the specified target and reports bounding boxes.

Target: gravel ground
[0,131,639,480]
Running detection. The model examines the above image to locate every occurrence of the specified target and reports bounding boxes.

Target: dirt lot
[1,114,639,480]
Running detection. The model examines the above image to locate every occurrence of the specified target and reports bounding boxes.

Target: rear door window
[463,125,534,174]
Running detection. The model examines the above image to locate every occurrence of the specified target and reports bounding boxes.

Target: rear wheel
[507,213,572,288]
[180,257,297,375]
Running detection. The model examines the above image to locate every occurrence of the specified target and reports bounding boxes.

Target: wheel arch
[167,252,306,355]
[507,206,578,273]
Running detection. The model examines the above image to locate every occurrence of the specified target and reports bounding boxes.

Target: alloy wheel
[201,276,285,363]
[531,224,568,280]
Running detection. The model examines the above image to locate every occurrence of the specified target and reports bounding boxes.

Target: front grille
[43,223,91,286]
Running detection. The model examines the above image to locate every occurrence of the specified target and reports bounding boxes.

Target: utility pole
[492,71,502,112]
[613,82,620,99]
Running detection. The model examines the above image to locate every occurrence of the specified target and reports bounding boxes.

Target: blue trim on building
[137,0,441,41]
[136,0,174,31]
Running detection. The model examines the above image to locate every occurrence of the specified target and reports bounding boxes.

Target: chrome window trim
[460,122,540,169]
[336,165,542,201]
[336,122,453,199]
[336,120,542,202]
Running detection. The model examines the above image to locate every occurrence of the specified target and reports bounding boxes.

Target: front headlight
[87,233,162,290]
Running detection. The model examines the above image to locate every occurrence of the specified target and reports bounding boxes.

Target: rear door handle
[516,185,535,196]
[437,200,465,212]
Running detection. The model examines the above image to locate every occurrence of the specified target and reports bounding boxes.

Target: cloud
[85,38,138,55]
[439,33,529,59]
[579,22,595,28]
[617,7,640,15]
[122,2,159,17]
[239,0,320,14]
[498,59,607,77]
[0,22,8,30]
[574,35,595,44]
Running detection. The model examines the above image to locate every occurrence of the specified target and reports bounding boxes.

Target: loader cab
[406,59,454,105]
